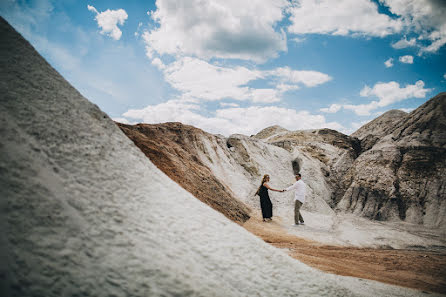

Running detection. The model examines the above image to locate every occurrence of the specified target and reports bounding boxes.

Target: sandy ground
[244,215,446,294]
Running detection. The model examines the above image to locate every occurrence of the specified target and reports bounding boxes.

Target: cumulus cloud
[123,100,343,136]
[162,57,261,101]
[287,0,402,37]
[285,0,446,54]
[112,117,135,125]
[360,80,430,106]
[382,0,446,54]
[443,73,446,79]
[88,5,128,40]
[399,108,414,113]
[345,80,431,115]
[156,57,331,103]
[399,55,414,64]
[320,104,342,113]
[220,102,239,107]
[143,0,288,62]
[384,58,394,68]
[343,102,380,116]
[391,37,417,49]
[151,57,166,70]
[268,67,332,87]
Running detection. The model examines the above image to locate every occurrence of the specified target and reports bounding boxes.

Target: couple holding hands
[255,173,306,226]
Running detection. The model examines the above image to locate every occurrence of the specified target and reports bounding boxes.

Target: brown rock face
[117,122,251,223]
[339,93,446,227]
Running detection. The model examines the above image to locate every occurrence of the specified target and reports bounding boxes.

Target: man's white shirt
[286,179,306,203]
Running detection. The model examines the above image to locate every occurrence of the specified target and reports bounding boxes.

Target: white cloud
[399,108,414,113]
[268,67,332,87]
[220,102,239,107]
[88,5,128,40]
[250,89,281,103]
[399,55,414,64]
[151,57,166,70]
[384,58,394,68]
[291,37,306,43]
[382,0,446,54]
[87,5,98,14]
[285,0,446,54]
[391,37,417,49]
[360,80,430,106]
[320,104,342,113]
[155,57,331,103]
[443,73,446,79]
[112,117,135,125]
[287,0,402,37]
[162,57,261,101]
[123,100,344,136]
[134,22,143,37]
[345,80,431,115]
[276,83,300,92]
[143,0,288,62]
[343,102,380,116]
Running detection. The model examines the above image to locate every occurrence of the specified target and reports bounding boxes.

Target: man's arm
[285,181,298,191]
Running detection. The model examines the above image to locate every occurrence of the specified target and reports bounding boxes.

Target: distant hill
[351,109,408,152]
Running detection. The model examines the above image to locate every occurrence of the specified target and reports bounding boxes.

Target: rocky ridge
[338,94,446,227]
[254,95,445,228]
[117,122,252,223]
[119,94,445,229]
[351,109,408,152]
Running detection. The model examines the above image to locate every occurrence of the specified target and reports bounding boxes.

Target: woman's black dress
[258,184,273,219]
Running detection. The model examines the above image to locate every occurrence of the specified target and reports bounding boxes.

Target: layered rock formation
[3,17,423,297]
[118,94,445,229]
[338,94,446,227]
[352,109,408,152]
[255,127,361,209]
[117,122,252,223]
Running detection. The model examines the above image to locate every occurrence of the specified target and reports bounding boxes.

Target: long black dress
[258,184,273,219]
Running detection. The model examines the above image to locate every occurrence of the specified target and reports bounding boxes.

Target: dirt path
[243,216,446,294]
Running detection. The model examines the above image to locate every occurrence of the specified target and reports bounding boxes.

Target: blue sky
[1,0,445,135]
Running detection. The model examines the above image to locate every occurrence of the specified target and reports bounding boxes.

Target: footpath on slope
[243,214,446,295]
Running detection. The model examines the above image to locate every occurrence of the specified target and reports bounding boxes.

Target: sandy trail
[243,215,446,294]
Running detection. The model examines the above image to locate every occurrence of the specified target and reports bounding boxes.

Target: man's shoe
[300,222,305,225]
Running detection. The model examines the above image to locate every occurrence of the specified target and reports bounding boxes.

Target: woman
[256,174,283,222]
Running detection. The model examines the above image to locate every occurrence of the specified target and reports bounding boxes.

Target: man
[284,173,306,226]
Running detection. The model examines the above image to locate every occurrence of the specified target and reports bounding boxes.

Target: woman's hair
[256,174,270,195]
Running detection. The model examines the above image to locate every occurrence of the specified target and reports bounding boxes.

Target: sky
[1,0,445,136]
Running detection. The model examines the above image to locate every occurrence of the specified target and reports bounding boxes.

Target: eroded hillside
[119,94,445,229]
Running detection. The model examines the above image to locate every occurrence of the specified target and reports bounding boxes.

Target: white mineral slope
[0,18,436,297]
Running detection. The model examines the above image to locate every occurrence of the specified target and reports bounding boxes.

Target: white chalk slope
[0,18,436,296]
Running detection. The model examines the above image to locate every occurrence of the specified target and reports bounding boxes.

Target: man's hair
[296,173,301,178]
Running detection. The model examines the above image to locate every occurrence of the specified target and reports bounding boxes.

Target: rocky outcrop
[352,109,407,152]
[117,122,252,223]
[338,93,446,227]
[256,127,361,208]
[117,95,445,229]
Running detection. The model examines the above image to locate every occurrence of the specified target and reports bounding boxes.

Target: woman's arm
[263,182,283,192]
